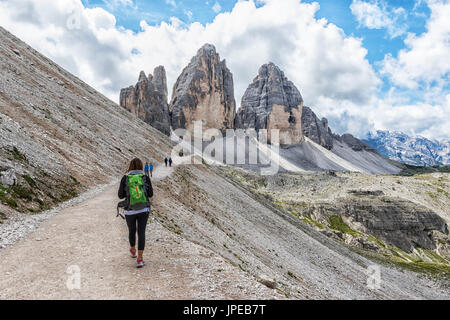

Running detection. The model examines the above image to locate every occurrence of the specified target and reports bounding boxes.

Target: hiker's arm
[146,176,153,198]
[118,176,126,199]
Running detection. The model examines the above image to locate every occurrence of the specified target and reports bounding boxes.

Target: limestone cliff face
[120,66,171,135]
[308,196,448,253]
[169,44,236,133]
[235,63,304,145]
[301,106,334,150]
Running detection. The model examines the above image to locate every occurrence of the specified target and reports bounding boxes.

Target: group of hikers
[164,157,173,167]
[118,156,173,268]
[143,162,153,177]
[142,156,172,177]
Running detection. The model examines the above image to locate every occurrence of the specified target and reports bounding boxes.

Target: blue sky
[1,0,448,139]
[81,0,430,66]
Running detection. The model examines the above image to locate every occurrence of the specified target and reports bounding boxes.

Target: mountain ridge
[363,130,450,166]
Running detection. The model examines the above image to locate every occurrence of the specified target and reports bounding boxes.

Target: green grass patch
[0,185,9,199]
[419,249,449,265]
[10,146,28,163]
[38,203,51,211]
[274,200,323,229]
[228,171,249,185]
[388,246,418,263]
[427,191,437,199]
[328,215,362,237]
[437,188,449,198]
[367,235,386,248]
[11,185,33,201]
[395,261,450,277]
[5,198,17,208]
[301,214,324,229]
[356,247,450,278]
[0,185,18,208]
[398,164,450,176]
[288,210,300,218]
[23,174,36,187]
[57,189,78,203]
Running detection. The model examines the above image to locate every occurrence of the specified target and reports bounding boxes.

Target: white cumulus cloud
[374,0,450,139]
[380,0,450,90]
[350,0,408,38]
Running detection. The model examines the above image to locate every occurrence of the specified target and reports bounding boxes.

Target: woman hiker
[118,158,153,268]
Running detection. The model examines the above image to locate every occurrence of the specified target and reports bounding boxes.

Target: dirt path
[0,164,280,299]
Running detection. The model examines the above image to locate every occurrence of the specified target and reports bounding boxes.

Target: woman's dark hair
[126,158,143,173]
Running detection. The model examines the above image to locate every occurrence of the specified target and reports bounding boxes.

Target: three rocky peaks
[120,44,353,149]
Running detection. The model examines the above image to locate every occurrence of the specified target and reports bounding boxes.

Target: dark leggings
[125,212,149,250]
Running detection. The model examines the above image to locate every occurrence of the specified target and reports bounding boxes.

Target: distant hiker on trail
[149,163,154,177]
[168,157,173,167]
[118,158,153,268]
[164,157,168,167]
[144,162,150,178]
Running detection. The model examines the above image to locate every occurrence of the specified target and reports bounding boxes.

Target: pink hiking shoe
[136,259,145,268]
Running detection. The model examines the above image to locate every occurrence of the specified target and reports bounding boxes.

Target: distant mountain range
[363,130,450,166]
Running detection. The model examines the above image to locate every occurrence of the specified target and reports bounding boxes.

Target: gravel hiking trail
[0,163,280,299]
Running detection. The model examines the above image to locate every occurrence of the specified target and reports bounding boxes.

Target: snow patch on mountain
[363,130,450,166]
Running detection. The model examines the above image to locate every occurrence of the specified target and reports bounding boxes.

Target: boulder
[257,275,277,289]
[1,168,17,186]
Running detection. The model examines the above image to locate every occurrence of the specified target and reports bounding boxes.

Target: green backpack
[126,173,150,211]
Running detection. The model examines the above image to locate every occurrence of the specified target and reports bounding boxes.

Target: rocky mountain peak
[120,66,171,135]
[258,62,283,78]
[138,70,147,82]
[235,62,304,145]
[301,106,334,150]
[153,65,168,96]
[169,44,236,132]
[197,43,217,56]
